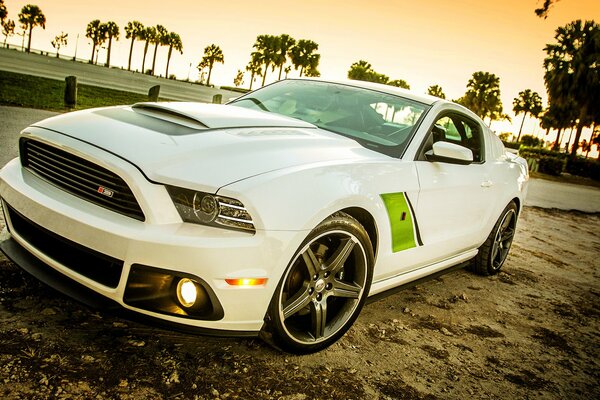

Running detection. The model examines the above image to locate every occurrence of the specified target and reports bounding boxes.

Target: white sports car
[0,79,528,353]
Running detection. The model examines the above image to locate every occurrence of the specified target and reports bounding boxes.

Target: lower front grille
[6,203,124,288]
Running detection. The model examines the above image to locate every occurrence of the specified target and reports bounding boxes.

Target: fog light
[225,278,267,286]
[176,278,198,307]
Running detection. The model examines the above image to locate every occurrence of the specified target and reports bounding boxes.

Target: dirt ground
[0,206,598,400]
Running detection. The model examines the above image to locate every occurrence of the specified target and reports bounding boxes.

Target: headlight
[166,186,255,233]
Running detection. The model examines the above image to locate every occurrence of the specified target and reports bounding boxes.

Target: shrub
[502,140,520,150]
[538,156,566,176]
[518,147,568,160]
[520,135,542,147]
[566,157,600,181]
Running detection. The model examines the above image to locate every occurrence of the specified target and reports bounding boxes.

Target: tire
[264,212,374,354]
[471,201,518,276]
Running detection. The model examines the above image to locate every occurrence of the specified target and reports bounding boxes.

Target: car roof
[285,77,443,106]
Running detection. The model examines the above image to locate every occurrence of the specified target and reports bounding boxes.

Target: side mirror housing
[425,141,473,165]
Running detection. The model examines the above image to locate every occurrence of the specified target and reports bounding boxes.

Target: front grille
[6,203,124,288]
[20,138,145,221]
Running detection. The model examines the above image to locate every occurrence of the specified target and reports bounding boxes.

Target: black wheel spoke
[501,228,515,242]
[282,287,311,319]
[331,280,361,299]
[302,248,320,277]
[325,237,356,274]
[311,300,328,339]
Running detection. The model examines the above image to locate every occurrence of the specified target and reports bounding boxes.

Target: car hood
[31,103,383,191]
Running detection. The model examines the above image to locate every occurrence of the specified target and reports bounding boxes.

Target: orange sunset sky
[2,0,600,142]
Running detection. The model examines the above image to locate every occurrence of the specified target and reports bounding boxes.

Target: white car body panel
[0,78,529,336]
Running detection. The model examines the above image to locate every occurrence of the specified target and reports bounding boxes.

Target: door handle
[481,180,493,188]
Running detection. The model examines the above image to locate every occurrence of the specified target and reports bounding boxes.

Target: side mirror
[425,141,473,165]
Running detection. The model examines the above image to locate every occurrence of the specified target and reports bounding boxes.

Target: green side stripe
[381,192,418,253]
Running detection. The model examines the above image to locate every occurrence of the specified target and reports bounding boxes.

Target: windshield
[229,80,430,157]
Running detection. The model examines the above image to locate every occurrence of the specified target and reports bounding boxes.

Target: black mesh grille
[6,204,124,288]
[20,138,145,221]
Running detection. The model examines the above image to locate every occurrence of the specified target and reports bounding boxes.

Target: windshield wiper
[232,97,269,112]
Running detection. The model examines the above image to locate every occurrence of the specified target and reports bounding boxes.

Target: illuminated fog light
[225,278,267,287]
[176,278,198,307]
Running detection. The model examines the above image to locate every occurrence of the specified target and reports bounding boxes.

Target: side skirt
[367,249,477,302]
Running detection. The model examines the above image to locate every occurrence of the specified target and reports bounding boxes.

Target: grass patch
[0,70,169,111]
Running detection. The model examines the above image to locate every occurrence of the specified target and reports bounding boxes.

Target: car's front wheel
[472,201,518,276]
[265,212,374,354]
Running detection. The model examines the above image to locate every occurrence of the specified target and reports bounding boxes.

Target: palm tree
[245,53,262,90]
[125,21,144,71]
[289,39,319,77]
[544,20,600,158]
[233,70,244,87]
[388,79,410,89]
[0,0,7,22]
[253,34,278,86]
[274,34,295,80]
[513,89,543,142]
[455,71,504,125]
[150,25,168,76]
[2,19,15,46]
[427,85,446,99]
[197,58,208,84]
[200,44,224,86]
[535,0,556,19]
[50,32,67,57]
[140,26,155,73]
[86,19,106,64]
[347,60,388,83]
[103,21,119,68]
[18,4,45,53]
[164,32,183,78]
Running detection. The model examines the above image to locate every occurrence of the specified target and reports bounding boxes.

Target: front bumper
[0,237,256,337]
[0,136,305,334]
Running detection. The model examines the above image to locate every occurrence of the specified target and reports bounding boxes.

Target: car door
[413,112,496,263]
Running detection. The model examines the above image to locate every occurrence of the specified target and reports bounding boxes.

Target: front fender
[217,159,420,255]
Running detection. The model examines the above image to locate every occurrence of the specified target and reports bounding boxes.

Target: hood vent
[131,102,316,130]
[132,103,208,130]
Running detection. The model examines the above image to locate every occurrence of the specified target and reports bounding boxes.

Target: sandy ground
[0,204,598,399]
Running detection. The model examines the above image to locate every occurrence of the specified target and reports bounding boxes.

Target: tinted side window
[419,113,485,163]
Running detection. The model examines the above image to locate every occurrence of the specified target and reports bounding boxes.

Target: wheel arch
[511,196,522,215]
[339,207,379,261]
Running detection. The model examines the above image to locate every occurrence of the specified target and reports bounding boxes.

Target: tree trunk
[27,25,32,53]
[249,72,254,91]
[299,66,304,77]
[151,43,159,75]
[206,60,214,86]
[552,128,563,151]
[142,41,149,73]
[261,62,270,87]
[128,37,135,71]
[165,46,173,78]
[516,112,528,143]
[278,64,283,80]
[570,108,588,159]
[90,42,96,64]
[106,36,112,67]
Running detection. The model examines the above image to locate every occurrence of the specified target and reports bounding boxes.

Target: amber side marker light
[225,278,268,286]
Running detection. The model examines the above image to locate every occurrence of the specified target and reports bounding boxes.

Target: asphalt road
[0,47,241,103]
[1,106,599,213]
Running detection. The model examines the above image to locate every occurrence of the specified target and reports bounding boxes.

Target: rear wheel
[265,212,373,354]
[472,201,518,276]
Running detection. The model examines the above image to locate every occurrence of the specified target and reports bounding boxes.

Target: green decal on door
[381,192,422,253]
